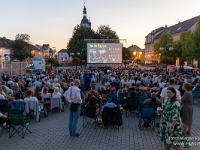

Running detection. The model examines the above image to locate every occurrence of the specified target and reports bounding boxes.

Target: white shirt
[24,97,38,102]
[42,93,51,99]
[159,82,166,88]
[52,93,62,98]
[63,86,82,104]
[160,86,181,102]
[0,94,5,99]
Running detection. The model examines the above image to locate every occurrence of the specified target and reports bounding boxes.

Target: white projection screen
[87,43,122,64]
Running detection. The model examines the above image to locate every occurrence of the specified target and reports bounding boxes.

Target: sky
[0,0,200,51]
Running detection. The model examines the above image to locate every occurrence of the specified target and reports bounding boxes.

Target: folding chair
[0,118,9,137]
[9,110,31,138]
[136,95,148,105]
[118,93,128,105]
[0,99,9,114]
[193,91,200,106]
[50,98,63,113]
[125,97,139,117]
[102,107,122,130]
[25,100,42,122]
[82,106,97,128]
[138,104,155,130]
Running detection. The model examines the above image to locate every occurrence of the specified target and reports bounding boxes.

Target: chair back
[141,105,155,119]
[0,99,9,113]
[8,101,24,111]
[193,91,200,98]
[50,98,62,109]
[102,107,122,127]
[127,97,139,110]
[9,110,23,125]
[84,107,96,118]
[136,95,147,104]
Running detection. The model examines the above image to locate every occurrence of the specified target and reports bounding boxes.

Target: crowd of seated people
[0,66,198,137]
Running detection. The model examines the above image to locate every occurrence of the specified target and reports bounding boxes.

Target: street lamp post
[160,45,173,72]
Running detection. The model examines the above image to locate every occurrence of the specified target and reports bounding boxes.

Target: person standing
[160,79,181,105]
[160,87,189,149]
[64,79,82,137]
[83,70,92,96]
[181,83,193,136]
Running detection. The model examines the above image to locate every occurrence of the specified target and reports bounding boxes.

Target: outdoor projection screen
[87,43,122,63]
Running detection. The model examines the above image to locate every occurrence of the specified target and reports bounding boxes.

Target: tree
[46,58,57,69]
[122,47,131,60]
[67,25,97,56]
[72,57,80,69]
[154,30,174,64]
[96,25,119,40]
[9,33,34,61]
[190,18,200,63]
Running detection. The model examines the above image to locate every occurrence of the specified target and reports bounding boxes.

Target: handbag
[70,102,78,112]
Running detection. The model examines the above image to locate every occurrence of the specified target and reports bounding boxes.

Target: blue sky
[0,0,200,51]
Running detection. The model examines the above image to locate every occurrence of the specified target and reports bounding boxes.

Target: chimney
[165,25,168,28]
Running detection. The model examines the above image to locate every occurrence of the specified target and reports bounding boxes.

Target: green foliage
[190,17,200,61]
[67,25,120,63]
[45,66,51,71]
[9,33,34,62]
[74,40,87,61]
[160,56,174,65]
[67,25,96,54]
[122,47,131,60]
[72,57,80,64]
[46,58,57,69]
[25,68,32,73]
[96,25,119,39]
[154,30,174,63]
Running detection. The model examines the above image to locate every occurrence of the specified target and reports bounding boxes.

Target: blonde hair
[53,87,59,94]
[7,89,14,96]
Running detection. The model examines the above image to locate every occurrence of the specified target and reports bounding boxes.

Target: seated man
[100,98,116,116]
[107,87,117,104]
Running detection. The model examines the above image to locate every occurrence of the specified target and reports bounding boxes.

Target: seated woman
[100,86,107,99]
[41,87,51,105]
[85,96,99,116]
[6,89,15,101]
[34,86,41,102]
[52,87,62,98]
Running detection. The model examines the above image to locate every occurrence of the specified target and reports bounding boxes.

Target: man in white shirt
[64,79,82,137]
[160,79,181,105]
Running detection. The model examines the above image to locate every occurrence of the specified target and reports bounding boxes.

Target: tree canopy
[122,47,131,60]
[154,30,174,64]
[67,25,120,62]
[9,33,34,62]
[96,25,119,39]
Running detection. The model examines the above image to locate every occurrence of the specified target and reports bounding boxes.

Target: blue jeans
[68,103,80,136]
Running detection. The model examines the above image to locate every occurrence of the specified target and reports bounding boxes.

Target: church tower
[80,1,91,28]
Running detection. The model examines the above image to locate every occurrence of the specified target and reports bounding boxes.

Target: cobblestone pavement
[1,101,200,150]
